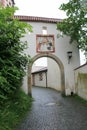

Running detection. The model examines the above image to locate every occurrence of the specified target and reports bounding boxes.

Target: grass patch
[0,89,33,130]
[73,95,87,104]
[62,93,87,105]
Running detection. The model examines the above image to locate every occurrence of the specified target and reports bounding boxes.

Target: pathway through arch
[16,87,87,130]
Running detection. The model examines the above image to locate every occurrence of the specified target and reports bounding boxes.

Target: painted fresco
[36,35,55,53]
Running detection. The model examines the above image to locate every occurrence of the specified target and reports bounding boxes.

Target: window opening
[42,26,47,35]
[39,73,43,81]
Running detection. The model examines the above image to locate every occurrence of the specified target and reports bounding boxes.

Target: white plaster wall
[74,64,87,100]
[47,58,61,91]
[22,68,28,94]
[22,75,28,94]
[55,35,80,95]
[74,64,87,82]
[34,72,47,87]
[21,21,80,95]
[77,74,87,100]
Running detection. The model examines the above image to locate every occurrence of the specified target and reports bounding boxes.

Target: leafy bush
[0,6,32,102]
[57,0,87,51]
[0,89,33,130]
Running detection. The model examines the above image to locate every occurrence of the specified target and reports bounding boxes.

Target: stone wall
[74,63,87,100]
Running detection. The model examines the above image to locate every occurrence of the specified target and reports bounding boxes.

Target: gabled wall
[32,72,47,87]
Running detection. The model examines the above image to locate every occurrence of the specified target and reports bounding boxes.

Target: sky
[14,0,86,65]
[14,0,68,19]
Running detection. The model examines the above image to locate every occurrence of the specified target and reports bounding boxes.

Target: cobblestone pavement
[16,87,87,130]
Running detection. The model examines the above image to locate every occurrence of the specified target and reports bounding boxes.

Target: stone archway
[28,53,65,96]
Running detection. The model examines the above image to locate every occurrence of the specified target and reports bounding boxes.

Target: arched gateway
[16,16,80,96]
[28,53,65,96]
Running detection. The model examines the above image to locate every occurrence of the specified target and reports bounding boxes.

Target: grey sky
[14,0,68,18]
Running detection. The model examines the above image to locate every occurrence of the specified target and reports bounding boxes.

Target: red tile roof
[14,15,62,23]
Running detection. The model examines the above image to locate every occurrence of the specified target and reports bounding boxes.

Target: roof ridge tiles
[14,15,62,23]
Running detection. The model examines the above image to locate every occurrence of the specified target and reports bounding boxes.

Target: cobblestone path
[16,87,87,130]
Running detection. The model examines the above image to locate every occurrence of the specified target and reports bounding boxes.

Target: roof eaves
[14,15,62,23]
[32,67,48,74]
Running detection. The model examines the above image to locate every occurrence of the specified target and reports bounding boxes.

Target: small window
[39,73,43,81]
[42,26,47,35]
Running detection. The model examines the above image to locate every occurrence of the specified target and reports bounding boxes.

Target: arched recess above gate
[32,53,65,94]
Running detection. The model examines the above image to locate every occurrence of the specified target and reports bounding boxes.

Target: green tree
[57,0,87,51]
[0,6,32,102]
